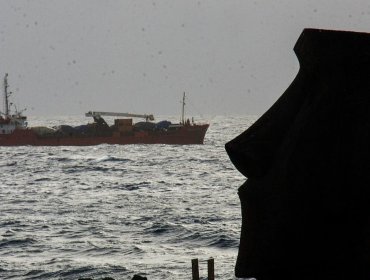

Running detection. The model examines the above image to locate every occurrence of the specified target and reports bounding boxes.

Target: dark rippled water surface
[0,116,256,280]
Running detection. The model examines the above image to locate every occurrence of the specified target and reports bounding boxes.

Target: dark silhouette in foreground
[226,28,370,280]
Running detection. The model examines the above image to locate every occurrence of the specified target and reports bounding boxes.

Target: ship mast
[181,92,186,124]
[3,73,10,117]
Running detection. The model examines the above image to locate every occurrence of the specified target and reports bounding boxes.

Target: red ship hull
[0,124,209,146]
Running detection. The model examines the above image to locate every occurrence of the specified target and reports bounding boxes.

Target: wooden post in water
[208,258,215,280]
[191,258,199,280]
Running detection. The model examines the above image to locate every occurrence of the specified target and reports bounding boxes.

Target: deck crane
[85,111,154,122]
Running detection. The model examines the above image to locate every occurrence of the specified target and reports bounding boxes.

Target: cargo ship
[0,74,209,146]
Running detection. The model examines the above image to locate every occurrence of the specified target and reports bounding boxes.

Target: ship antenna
[181,92,186,124]
[4,73,10,117]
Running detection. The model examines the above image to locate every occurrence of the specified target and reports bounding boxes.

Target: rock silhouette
[131,275,147,280]
[226,28,370,280]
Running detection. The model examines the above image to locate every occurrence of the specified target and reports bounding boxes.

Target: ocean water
[0,115,256,280]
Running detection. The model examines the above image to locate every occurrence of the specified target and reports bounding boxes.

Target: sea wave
[0,115,255,280]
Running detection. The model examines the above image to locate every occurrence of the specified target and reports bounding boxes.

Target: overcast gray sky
[1,0,370,116]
